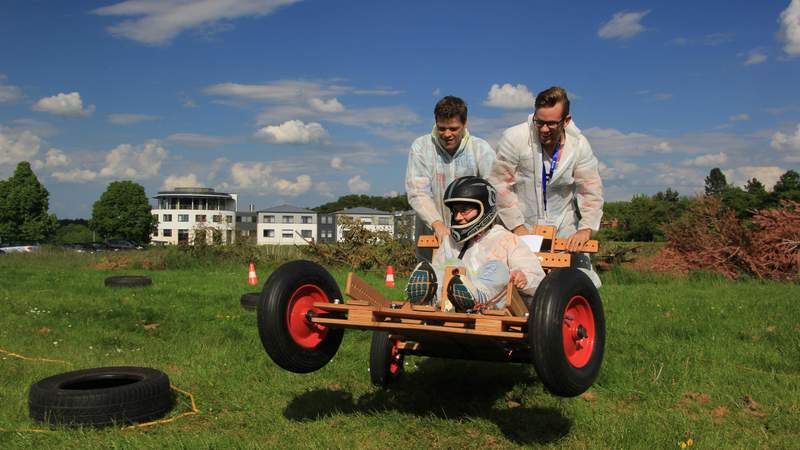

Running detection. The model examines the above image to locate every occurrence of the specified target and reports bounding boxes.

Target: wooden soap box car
[256,225,604,397]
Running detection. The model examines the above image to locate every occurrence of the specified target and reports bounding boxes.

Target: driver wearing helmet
[405,176,545,312]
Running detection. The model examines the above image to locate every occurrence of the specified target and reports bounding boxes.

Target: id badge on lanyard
[538,142,560,227]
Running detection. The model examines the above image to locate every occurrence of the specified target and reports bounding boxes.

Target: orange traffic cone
[247,262,259,286]
[385,265,395,287]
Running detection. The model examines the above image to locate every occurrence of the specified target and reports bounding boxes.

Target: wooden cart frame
[257,225,605,397]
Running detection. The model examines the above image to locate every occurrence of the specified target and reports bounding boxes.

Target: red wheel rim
[562,295,595,368]
[388,340,403,375]
[286,284,330,349]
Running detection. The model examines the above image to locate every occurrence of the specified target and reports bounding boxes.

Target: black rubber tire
[257,260,344,373]
[104,276,152,288]
[528,268,605,397]
[369,331,405,388]
[240,292,260,311]
[28,366,174,427]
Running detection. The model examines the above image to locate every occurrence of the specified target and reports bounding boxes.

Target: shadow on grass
[284,358,571,445]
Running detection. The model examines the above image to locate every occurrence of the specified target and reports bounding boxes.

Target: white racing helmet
[443,176,497,243]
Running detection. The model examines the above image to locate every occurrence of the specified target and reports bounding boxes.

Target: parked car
[0,241,41,253]
[105,239,144,251]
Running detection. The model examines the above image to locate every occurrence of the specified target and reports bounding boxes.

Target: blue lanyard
[541,142,560,212]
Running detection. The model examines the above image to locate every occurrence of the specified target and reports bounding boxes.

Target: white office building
[257,205,317,245]
[151,187,237,245]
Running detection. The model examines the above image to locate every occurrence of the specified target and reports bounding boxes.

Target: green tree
[53,223,93,244]
[773,170,800,202]
[704,168,728,197]
[90,181,156,243]
[314,194,410,213]
[0,161,57,242]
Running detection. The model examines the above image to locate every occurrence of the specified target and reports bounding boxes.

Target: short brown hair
[535,86,570,119]
[434,96,468,123]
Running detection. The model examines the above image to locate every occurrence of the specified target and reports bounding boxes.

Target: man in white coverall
[405,177,545,312]
[405,96,496,244]
[488,86,603,285]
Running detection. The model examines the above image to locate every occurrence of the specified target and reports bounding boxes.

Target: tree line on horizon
[1,160,798,245]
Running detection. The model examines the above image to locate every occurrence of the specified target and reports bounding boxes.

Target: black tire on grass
[28,366,174,427]
[104,276,152,288]
[240,292,260,311]
[257,260,344,373]
[369,331,405,388]
[528,268,605,397]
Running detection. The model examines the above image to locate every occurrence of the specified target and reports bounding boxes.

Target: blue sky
[1,0,799,218]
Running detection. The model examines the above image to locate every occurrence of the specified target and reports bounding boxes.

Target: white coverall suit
[488,115,604,286]
[405,129,496,229]
[432,224,545,309]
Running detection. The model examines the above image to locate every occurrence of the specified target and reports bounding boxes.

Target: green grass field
[1,250,799,449]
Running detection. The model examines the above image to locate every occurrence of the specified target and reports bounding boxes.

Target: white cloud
[771,124,800,155]
[99,141,167,179]
[682,152,728,167]
[166,133,237,147]
[92,0,301,46]
[484,83,535,109]
[584,127,674,157]
[254,120,328,144]
[309,97,344,113]
[744,49,767,65]
[315,181,336,198]
[228,161,311,196]
[205,79,401,103]
[778,0,800,57]
[51,169,97,183]
[0,127,41,165]
[108,113,158,124]
[330,157,343,169]
[723,166,786,188]
[347,175,370,194]
[432,88,441,97]
[273,174,311,196]
[0,76,22,103]
[162,173,201,189]
[32,92,95,117]
[32,148,71,170]
[598,10,650,39]
[729,113,750,122]
[636,90,672,101]
[598,160,638,181]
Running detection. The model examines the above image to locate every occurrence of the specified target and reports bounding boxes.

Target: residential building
[236,205,258,243]
[257,205,317,245]
[318,213,337,243]
[151,187,237,245]
[334,207,394,241]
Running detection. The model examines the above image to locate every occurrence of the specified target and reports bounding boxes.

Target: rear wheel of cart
[369,331,404,387]
[257,260,344,373]
[528,268,605,397]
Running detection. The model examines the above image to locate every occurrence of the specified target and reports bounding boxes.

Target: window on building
[282,229,293,238]
[212,215,222,223]
[163,229,172,237]
[301,216,312,224]
[263,229,274,238]
[301,229,312,238]
[195,215,206,223]
[178,214,189,222]
[226,215,233,223]
[282,216,294,224]
[263,215,274,223]
[360,217,373,224]
[163,214,172,222]
[236,216,242,222]
[378,217,391,225]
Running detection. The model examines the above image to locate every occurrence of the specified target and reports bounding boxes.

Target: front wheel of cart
[369,331,404,387]
[528,268,605,397]
[257,260,344,373]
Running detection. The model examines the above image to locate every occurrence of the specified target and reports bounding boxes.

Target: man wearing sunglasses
[488,86,603,286]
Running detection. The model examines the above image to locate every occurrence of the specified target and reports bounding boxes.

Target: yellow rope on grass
[0,348,72,366]
[122,385,200,430]
[0,347,200,432]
